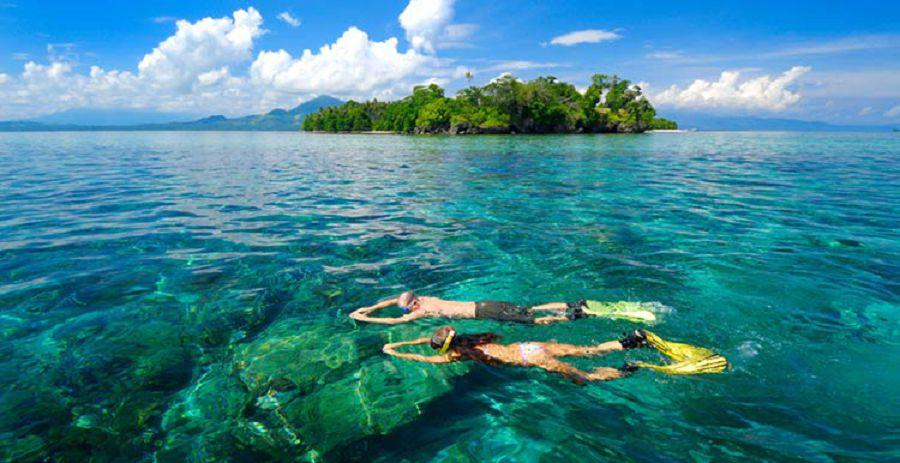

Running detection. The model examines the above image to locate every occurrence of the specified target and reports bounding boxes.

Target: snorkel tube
[439,329,456,354]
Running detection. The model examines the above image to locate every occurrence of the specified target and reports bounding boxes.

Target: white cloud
[5,62,94,115]
[196,66,230,87]
[885,104,900,118]
[46,43,79,64]
[763,34,900,58]
[640,34,900,68]
[0,8,271,119]
[489,72,523,84]
[0,2,468,120]
[482,60,566,72]
[549,29,620,46]
[650,66,810,111]
[277,12,301,27]
[645,51,683,60]
[444,23,476,40]
[859,106,873,116]
[138,8,264,90]
[801,69,900,99]
[251,26,437,98]
[441,23,477,49]
[399,0,457,53]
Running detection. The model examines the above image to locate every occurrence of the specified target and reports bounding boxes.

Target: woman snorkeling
[383,327,728,384]
[384,327,647,383]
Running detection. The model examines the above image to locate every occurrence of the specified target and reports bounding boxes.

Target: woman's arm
[383,338,454,364]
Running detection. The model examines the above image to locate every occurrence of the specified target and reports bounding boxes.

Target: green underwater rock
[155,364,253,462]
[232,321,467,456]
[0,313,195,461]
[0,434,48,463]
[234,325,359,394]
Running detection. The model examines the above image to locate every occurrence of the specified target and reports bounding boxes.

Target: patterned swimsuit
[477,343,545,366]
[517,343,545,365]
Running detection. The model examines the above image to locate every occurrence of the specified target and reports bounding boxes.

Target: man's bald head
[398,290,416,307]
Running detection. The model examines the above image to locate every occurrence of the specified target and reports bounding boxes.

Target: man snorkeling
[350,290,659,325]
[383,327,729,384]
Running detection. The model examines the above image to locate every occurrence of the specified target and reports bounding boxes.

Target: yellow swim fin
[633,330,729,375]
[642,330,717,362]
[634,355,729,375]
[582,300,658,323]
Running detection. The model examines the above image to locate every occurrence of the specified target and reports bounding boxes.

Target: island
[302,73,678,134]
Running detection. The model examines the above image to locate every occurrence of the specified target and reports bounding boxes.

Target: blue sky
[0,0,898,123]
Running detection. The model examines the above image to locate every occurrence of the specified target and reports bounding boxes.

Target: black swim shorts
[474,301,535,323]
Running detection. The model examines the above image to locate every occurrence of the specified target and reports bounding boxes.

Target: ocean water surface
[0,132,897,462]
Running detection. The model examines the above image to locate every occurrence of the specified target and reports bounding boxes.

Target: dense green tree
[415,98,454,132]
[518,76,584,132]
[650,117,679,130]
[480,74,525,126]
[302,72,672,134]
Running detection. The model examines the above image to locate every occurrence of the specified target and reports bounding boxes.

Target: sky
[0,0,898,124]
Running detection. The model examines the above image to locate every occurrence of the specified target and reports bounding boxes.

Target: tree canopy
[302,73,676,134]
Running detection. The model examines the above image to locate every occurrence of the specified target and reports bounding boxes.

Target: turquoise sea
[0,131,897,462]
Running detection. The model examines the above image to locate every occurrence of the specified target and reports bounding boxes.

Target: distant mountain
[0,96,344,132]
[32,108,198,126]
[150,96,344,131]
[661,111,896,132]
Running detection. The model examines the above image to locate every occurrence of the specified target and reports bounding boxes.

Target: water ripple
[0,132,897,462]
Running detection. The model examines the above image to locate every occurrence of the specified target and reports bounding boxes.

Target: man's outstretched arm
[350,296,424,324]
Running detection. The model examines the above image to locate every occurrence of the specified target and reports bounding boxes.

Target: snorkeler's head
[430,326,456,351]
[398,290,418,313]
[429,327,501,363]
